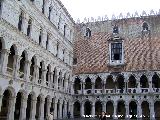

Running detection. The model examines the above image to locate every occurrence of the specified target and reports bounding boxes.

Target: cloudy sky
[60,0,160,22]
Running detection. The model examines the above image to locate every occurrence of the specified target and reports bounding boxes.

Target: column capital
[1,49,10,54]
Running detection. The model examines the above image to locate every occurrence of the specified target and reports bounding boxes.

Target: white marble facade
[0,0,74,119]
[0,0,160,120]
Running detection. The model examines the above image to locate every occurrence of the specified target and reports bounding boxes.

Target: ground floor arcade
[73,98,160,119]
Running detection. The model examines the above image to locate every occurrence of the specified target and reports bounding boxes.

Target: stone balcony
[73,88,159,95]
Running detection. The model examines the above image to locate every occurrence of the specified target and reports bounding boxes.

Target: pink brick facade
[73,16,160,74]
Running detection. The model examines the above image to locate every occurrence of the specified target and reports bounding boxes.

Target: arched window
[42,0,45,13]
[86,28,91,37]
[46,33,49,49]
[142,22,149,31]
[113,26,119,34]
[18,11,23,31]
[27,19,32,36]
[58,17,61,29]
[64,24,66,36]
[39,28,42,45]
[62,49,65,61]
[56,43,59,57]
[48,6,52,20]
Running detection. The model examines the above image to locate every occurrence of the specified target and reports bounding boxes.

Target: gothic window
[48,6,52,20]
[46,33,49,49]
[56,43,59,57]
[39,28,42,45]
[62,49,65,61]
[27,19,32,36]
[58,17,61,29]
[64,25,66,36]
[86,28,91,37]
[113,26,119,34]
[42,0,45,14]
[111,43,122,60]
[18,12,23,31]
[142,22,149,31]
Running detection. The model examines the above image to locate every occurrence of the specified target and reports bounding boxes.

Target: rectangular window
[64,25,66,36]
[111,43,122,60]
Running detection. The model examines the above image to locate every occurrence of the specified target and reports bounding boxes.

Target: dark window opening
[56,43,59,57]
[62,50,65,61]
[111,43,122,60]
[46,34,49,49]
[39,28,42,45]
[27,19,32,36]
[142,22,149,31]
[30,0,34,2]
[42,0,45,13]
[48,6,52,20]
[86,28,91,37]
[18,12,23,31]
[113,26,119,34]
[64,25,66,36]
[58,18,61,29]
[73,58,77,65]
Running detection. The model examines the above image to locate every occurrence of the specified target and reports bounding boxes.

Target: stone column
[19,97,27,120]
[53,100,58,119]
[125,102,129,119]
[30,98,36,120]
[92,82,95,94]
[92,102,95,117]
[46,99,51,118]
[42,69,47,86]
[69,102,73,118]
[137,80,141,93]
[64,103,67,118]
[81,102,84,117]
[113,102,118,119]
[102,101,106,112]
[39,98,45,120]
[149,81,153,92]
[59,101,62,119]
[70,82,74,94]
[81,82,83,94]
[8,97,16,120]
[13,55,21,79]
[103,81,106,94]
[1,49,9,74]
[33,65,39,84]
[49,72,53,88]
[150,101,155,119]
[137,101,142,119]
[22,16,28,34]
[24,60,31,81]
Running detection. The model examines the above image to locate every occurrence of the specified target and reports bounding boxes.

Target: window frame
[109,41,124,65]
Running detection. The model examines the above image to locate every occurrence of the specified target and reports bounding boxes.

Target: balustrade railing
[95,89,102,94]
[7,67,13,75]
[84,89,92,94]
[153,88,160,92]
[105,89,114,93]
[141,88,149,93]
[128,88,137,93]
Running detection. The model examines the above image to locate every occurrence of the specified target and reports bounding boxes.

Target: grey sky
[60,0,160,22]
